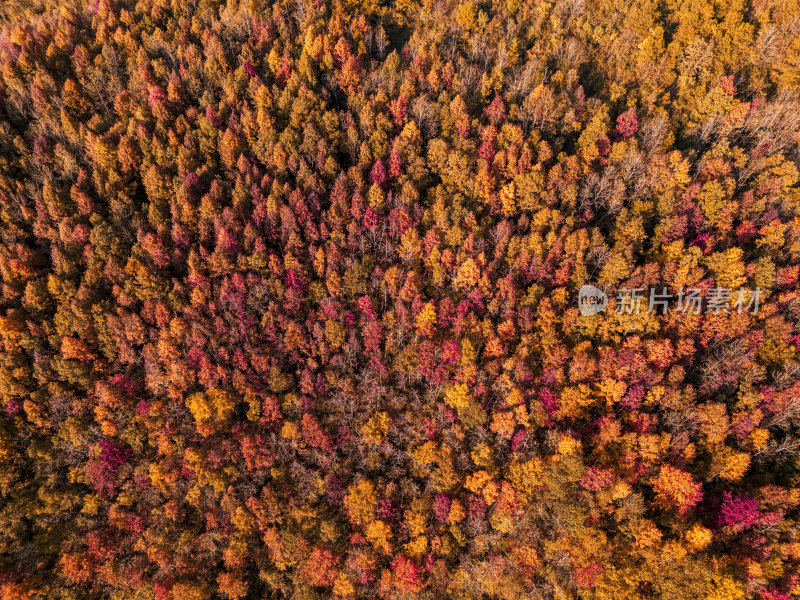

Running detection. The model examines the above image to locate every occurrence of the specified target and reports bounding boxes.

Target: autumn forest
[0,0,799,598]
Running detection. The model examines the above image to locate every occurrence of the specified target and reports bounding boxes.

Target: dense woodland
[0,0,799,598]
